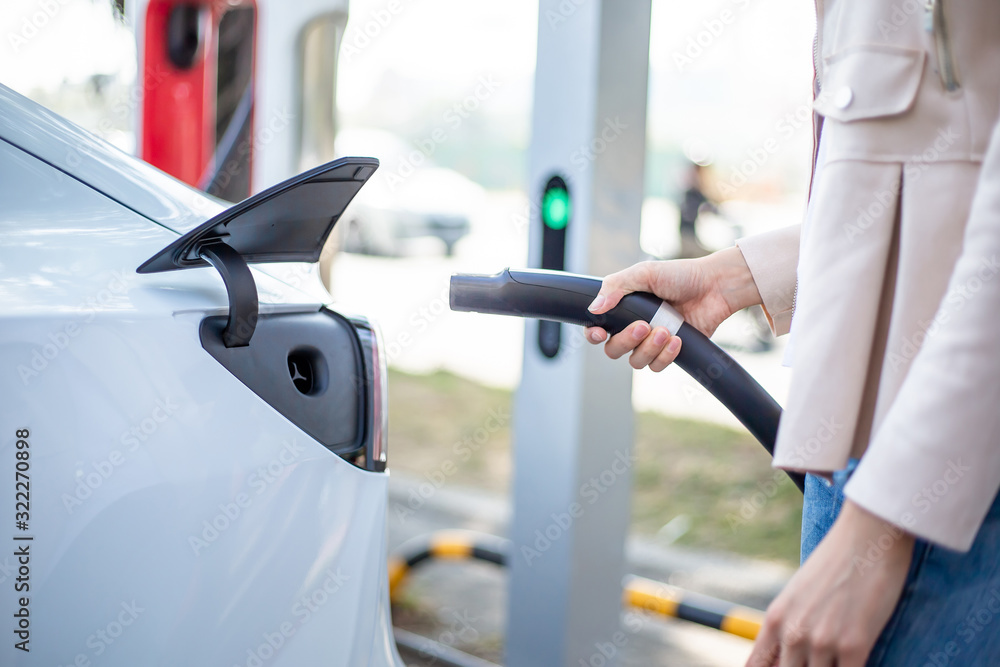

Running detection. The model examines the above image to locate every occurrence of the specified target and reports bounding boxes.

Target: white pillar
[507,2,651,666]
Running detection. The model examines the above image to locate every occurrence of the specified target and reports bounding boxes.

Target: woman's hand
[585,246,762,370]
[747,500,915,667]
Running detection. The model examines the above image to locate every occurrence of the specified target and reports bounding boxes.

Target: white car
[0,83,404,667]
[335,129,481,257]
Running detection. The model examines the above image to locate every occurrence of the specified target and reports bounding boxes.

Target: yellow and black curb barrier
[388,530,765,641]
[622,574,763,640]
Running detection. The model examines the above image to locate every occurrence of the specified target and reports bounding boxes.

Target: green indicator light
[543,188,570,230]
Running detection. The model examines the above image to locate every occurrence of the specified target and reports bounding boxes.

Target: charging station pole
[130,0,348,197]
[506,2,651,666]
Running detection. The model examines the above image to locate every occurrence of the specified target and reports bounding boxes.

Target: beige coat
[735,0,1000,551]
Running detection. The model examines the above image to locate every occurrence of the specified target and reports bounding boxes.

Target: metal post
[507,2,651,666]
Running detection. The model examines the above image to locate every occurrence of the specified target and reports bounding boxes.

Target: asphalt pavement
[387,473,794,667]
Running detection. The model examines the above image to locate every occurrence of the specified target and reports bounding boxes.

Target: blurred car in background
[335,128,483,256]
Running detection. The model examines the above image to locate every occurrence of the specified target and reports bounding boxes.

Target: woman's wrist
[837,499,916,561]
[703,246,763,315]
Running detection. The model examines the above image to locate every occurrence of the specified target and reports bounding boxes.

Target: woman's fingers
[587,322,682,371]
[585,259,691,369]
[628,327,674,369]
[745,501,913,667]
[648,334,682,372]
[805,648,836,667]
[776,638,808,667]
[588,262,656,314]
[602,321,651,359]
[745,621,782,667]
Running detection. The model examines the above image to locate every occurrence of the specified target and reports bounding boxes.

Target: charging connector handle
[449,268,802,492]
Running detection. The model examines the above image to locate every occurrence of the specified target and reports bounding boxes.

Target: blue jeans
[801,467,1000,666]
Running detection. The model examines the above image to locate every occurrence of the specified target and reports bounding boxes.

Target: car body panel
[0,88,401,666]
[0,84,223,236]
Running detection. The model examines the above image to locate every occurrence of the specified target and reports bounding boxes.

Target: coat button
[834,86,854,109]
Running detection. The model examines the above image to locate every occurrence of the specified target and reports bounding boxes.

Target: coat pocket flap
[814,46,925,122]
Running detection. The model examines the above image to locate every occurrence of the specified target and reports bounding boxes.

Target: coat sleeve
[735,225,801,336]
[845,121,1000,552]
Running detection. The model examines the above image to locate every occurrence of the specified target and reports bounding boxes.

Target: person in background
[677,161,717,259]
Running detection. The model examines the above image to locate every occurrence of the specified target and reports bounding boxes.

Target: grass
[388,368,801,564]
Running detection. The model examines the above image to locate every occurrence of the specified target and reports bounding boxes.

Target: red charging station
[140,0,257,201]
